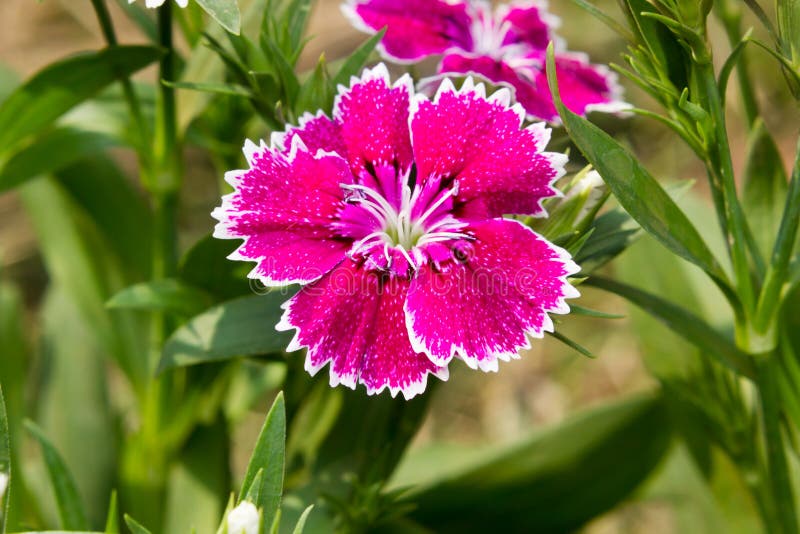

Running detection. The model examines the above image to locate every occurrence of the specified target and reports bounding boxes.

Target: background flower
[343,0,629,122]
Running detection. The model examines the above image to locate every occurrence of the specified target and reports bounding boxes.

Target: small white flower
[128,0,189,8]
[227,501,260,534]
[0,472,8,501]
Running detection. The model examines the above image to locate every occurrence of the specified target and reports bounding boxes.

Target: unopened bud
[0,472,8,502]
[227,501,260,534]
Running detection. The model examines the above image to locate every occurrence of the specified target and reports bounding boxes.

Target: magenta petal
[410,75,566,218]
[439,53,559,122]
[278,261,448,399]
[533,53,630,119]
[405,218,579,370]
[212,138,352,285]
[499,2,557,52]
[279,111,346,157]
[334,65,416,175]
[342,0,473,62]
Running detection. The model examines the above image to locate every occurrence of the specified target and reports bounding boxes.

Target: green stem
[700,64,756,322]
[757,355,799,534]
[88,0,152,169]
[121,4,182,529]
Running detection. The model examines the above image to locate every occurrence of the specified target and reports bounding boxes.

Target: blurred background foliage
[0,0,798,532]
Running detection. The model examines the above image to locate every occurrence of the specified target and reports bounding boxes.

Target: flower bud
[0,472,8,502]
[534,168,607,240]
[227,501,260,534]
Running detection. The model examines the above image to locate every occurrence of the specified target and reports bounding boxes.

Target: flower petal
[410,76,566,218]
[342,0,474,62]
[405,218,579,370]
[212,138,352,285]
[278,261,448,399]
[334,64,416,176]
[278,111,346,157]
[438,53,558,122]
[533,52,630,118]
[499,1,558,52]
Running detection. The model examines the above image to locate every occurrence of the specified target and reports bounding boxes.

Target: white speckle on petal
[227,501,260,534]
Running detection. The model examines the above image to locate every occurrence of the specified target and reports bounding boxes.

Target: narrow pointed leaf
[24,420,89,530]
[240,393,285,526]
[291,506,314,534]
[124,515,153,534]
[546,45,729,289]
[0,128,120,193]
[547,331,597,358]
[0,46,161,156]
[159,293,293,372]
[104,491,119,534]
[403,395,671,532]
[742,120,788,262]
[332,29,385,88]
[587,276,755,378]
[107,279,213,317]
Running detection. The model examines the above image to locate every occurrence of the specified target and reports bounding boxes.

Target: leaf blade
[158,292,293,372]
[24,420,89,531]
[0,46,161,155]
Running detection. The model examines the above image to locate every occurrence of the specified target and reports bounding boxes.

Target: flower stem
[757,355,799,534]
[699,63,756,328]
[88,0,152,170]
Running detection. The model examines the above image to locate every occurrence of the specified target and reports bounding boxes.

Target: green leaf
[124,515,153,534]
[19,177,148,389]
[107,279,213,317]
[742,120,788,263]
[545,45,730,288]
[331,29,385,88]
[295,55,333,116]
[37,289,117,526]
[400,394,671,532]
[0,128,120,193]
[240,393,285,526]
[0,46,161,157]
[179,234,253,300]
[569,304,625,319]
[24,420,89,531]
[291,505,314,534]
[166,80,252,97]
[196,0,242,34]
[159,293,292,372]
[588,276,755,378]
[0,385,9,533]
[104,491,119,534]
[546,331,597,358]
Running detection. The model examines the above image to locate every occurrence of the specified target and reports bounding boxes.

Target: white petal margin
[276,290,451,401]
[404,221,581,373]
[129,0,189,7]
[227,501,260,534]
[210,135,337,287]
[332,62,415,125]
[0,471,8,502]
